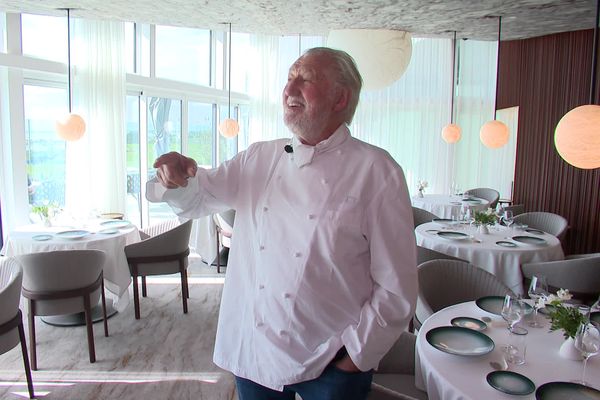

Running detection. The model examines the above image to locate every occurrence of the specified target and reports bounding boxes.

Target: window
[23,84,67,208]
[155,25,210,85]
[147,96,182,223]
[125,95,141,227]
[21,14,66,62]
[188,101,214,168]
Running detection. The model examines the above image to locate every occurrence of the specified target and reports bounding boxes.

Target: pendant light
[218,23,240,138]
[55,8,86,141]
[442,31,461,144]
[480,16,509,149]
[554,0,600,169]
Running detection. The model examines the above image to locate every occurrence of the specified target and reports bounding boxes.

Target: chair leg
[27,299,37,371]
[17,314,35,399]
[101,279,109,337]
[216,231,221,274]
[142,276,147,297]
[132,274,141,320]
[83,295,96,363]
[180,260,188,314]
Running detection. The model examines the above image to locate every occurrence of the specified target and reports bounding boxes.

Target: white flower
[556,288,572,301]
[417,180,428,191]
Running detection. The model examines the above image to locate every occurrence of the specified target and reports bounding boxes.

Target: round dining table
[415,300,600,400]
[411,194,490,219]
[1,220,140,313]
[415,222,564,294]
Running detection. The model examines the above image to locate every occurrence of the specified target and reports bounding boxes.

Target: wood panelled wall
[497,29,599,255]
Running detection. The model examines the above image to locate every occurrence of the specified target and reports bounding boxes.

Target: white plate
[100,220,131,229]
[98,228,118,234]
[487,371,535,395]
[56,230,91,239]
[451,316,487,331]
[496,240,517,248]
[437,231,469,241]
[32,234,53,241]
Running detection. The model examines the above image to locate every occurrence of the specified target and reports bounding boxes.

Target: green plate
[425,326,494,356]
[475,295,533,315]
[450,316,487,331]
[496,240,517,248]
[512,235,547,246]
[56,230,90,239]
[437,231,469,241]
[487,371,535,395]
[536,381,600,399]
[100,220,131,229]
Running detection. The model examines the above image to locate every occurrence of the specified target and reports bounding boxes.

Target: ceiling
[0,0,597,41]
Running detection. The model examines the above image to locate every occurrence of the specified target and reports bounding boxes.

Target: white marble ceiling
[0,0,597,41]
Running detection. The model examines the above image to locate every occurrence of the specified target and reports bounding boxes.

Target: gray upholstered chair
[213,210,235,273]
[0,257,34,398]
[368,331,428,400]
[412,207,438,228]
[463,187,500,209]
[416,245,465,265]
[512,211,568,241]
[18,249,108,370]
[501,203,525,216]
[125,219,193,319]
[415,259,513,329]
[521,255,600,305]
[139,217,181,240]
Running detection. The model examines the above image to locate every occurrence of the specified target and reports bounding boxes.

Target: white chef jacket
[146,124,417,390]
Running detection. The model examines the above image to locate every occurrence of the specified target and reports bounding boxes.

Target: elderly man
[148,47,417,400]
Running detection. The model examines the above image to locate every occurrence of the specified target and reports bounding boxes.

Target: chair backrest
[416,259,513,324]
[376,331,417,375]
[513,211,568,240]
[502,204,525,216]
[521,255,600,304]
[464,187,500,209]
[416,245,465,265]
[412,207,438,228]
[17,249,106,315]
[140,217,182,240]
[125,219,193,259]
[0,257,23,354]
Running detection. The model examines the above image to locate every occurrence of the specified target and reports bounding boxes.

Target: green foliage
[547,302,587,339]
[31,204,50,217]
[473,209,497,225]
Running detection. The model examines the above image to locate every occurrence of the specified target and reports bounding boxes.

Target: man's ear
[333,88,350,112]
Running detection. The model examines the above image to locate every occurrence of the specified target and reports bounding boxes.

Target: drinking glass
[501,294,527,334]
[528,276,549,328]
[573,322,600,386]
[502,210,514,232]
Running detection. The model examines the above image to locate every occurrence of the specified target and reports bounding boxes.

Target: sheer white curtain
[65,18,126,219]
[244,36,502,198]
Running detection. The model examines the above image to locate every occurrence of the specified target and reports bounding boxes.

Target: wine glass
[501,294,527,334]
[528,276,549,328]
[573,322,600,386]
[502,210,514,232]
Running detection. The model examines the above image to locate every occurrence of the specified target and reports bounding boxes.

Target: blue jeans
[235,365,373,400]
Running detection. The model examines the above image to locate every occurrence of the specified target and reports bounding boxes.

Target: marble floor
[0,256,237,400]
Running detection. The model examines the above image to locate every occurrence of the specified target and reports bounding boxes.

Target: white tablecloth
[415,222,564,294]
[1,221,140,311]
[416,301,600,400]
[411,194,489,219]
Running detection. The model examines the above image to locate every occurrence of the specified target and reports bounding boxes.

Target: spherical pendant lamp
[555,105,600,169]
[480,16,509,149]
[554,0,600,169]
[56,8,86,141]
[327,29,412,91]
[218,22,239,138]
[442,123,462,144]
[442,32,461,144]
[480,120,509,148]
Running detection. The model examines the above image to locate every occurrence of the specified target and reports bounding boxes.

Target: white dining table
[415,300,600,400]
[411,194,490,219]
[415,222,564,294]
[1,220,140,312]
